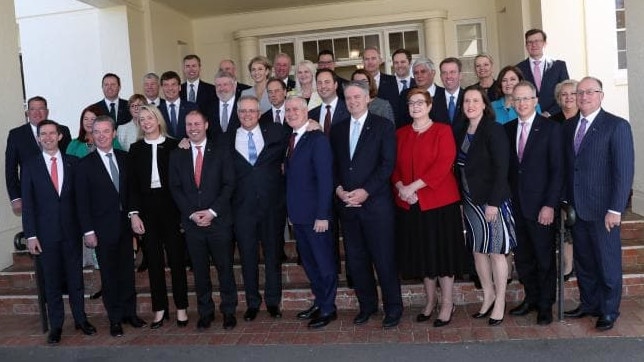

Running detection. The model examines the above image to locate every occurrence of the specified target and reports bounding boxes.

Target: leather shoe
[596,315,617,331]
[416,312,433,323]
[382,314,401,329]
[110,323,124,337]
[47,328,62,344]
[537,309,553,325]
[488,317,504,326]
[150,311,169,329]
[353,309,377,325]
[122,315,147,328]
[472,302,495,319]
[308,311,337,329]
[243,307,259,321]
[75,320,97,335]
[509,301,537,316]
[267,305,282,319]
[433,305,456,328]
[564,306,596,319]
[296,305,321,320]
[197,313,214,330]
[223,313,237,330]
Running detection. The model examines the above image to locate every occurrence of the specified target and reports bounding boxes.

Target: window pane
[319,39,333,55]
[457,24,480,40]
[404,31,420,54]
[457,39,481,57]
[616,10,626,29]
[334,38,349,60]
[303,41,318,62]
[618,51,627,69]
[266,44,279,62]
[365,35,379,50]
[460,57,477,86]
[389,32,403,53]
[280,43,295,61]
[616,0,624,10]
[349,36,364,59]
[617,31,626,50]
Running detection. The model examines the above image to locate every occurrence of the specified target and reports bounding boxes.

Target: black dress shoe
[353,310,377,325]
[47,328,62,344]
[564,306,594,319]
[222,313,237,330]
[382,314,401,329]
[110,323,124,337]
[150,310,169,329]
[509,301,537,316]
[308,311,337,329]
[488,317,504,326]
[472,302,495,319]
[123,315,147,328]
[296,305,320,320]
[537,309,553,325]
[197,313,214,330]
[176,318,189,327]
[433,305,456,328]
[243,307,259,321]
[596,315,616,331]
[75,320,97,335]
[267,305,282,319]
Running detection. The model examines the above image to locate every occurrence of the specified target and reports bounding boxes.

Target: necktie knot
[189,84,196,102]
[275,109,281,123]
[401,79,408,90]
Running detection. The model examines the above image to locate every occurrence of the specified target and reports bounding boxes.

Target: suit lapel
[351,114,372,161]
[577,110,604,155]
[523,116,542,159]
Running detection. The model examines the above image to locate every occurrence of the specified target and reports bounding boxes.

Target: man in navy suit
[218,59,251,92]
[159,71,199,139]
[90,73,130,127]
[330,81,403,328]
[169,110,238,331]
[208,71,241,140]
[309,69,349,136]
[229,95,288,322]
[505,81,563,325]
[143,73,162,106]
[362,47,400,119]
[430,57,465,131]
[284,96,337,329]
[180,54,217,116]
[76,116,146,337]
[563,76,634,331]
[392,49,416,94]
[273,53,296,92]
[5,96,71,215]
[516,29,569,117]
[21,120,96,344]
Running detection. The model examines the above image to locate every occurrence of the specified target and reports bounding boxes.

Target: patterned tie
[189,84,196,103]
[323,104,332,135]
[194,146,203,187]
[274,109,281,124]
[517,121,528,162]
[533,60,542,92]
[169,103,178,135]
[105,153,119,192]
[448,95,456,122]
[287,133,296,159]
[221,103,229,132]
[109,102,116,121]
[50,156,59,194]
[574,118,588,155]
[248,132,258,165]
[401,79,408,92]
[349,120,360,159]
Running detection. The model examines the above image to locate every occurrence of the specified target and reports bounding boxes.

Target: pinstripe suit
[564,108,634,319]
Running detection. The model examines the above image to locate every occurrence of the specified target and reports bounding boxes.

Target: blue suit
[506,115,563,311]
[330,112,403,318]
[285,130,337,315]
[516,58,569,115]
[158,100,199,139]
[564,109,634,319]
[21,153,87,330]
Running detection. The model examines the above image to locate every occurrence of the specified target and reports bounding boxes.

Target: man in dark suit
[330,81,403,328]
[169,110,238,331]
[180,54,217,115]
[143,73,162,106]
[516,28,569,117]
[273,53,296,92]
[398,57,443,128]
[309,69,349,136]
[5,96,71,215]
[21,120,96,344]
[259,78,288,129]
[230,95,288,322]
[563,76,634,331]
[208,71,241,140]
[317,50,348,97]
[392,48,416,94]
[284,96,337,329]
[76,116,146,337]
[90,73,130,127]
[219,59,251,92]
[158,71,199,139]
[505,81,563,325]
[362,47,400,119]
[430,57,465,130]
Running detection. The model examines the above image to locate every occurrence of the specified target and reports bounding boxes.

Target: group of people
[5,27,634,345]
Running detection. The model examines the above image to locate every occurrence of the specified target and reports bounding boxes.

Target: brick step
[2,273,644,316]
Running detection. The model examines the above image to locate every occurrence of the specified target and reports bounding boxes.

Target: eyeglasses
[576,89,602,96]
[407,100,426,107]
[513,97,536,104]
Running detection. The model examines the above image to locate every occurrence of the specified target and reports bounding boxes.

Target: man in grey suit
[562,76,634,331]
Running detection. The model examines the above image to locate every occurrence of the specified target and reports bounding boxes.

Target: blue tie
[189,84,196,103]
[248,131,258,165]
[448,95,456,122]
[349,120,360,159]
[169,103,177,135]
[401,79,408,92]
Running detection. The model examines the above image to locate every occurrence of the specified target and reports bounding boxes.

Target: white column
[424,16,446,65]
[238,36,259,84]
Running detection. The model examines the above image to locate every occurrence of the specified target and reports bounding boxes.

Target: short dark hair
[267,77,286,90]
[495,65,525,96]
[525,28,547,42]
[463,84,495,121]
[439,57,462,72]
[392,48,412,63]
[160,71,181,85]
[183,54,201,65]
[317,50,335,61]
[36,119,60,135]
[185,109,209,125]
[94,115,116,131]
[351,69,377,98]
[102,73,121,86]
[27,96,48,109]
[316,68,338,83]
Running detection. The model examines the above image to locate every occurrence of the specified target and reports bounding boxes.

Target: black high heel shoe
[150,310,169,329]
[472,302,495,319]
[564,267,575,282]
[488,317,504,326]
[176,309,189,327]
[416,305,436,322]
[433,305,456,328]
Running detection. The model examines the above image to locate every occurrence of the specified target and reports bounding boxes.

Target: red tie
[50,156,59,193]
[323,105,331,135]
[287,133,296,158]
[194,146,203,188]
